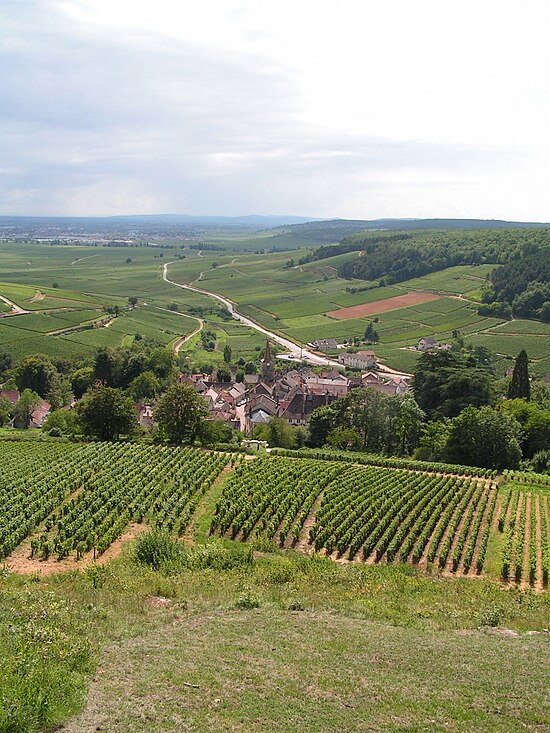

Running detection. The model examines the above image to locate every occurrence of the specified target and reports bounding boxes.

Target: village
[0,336,463,433]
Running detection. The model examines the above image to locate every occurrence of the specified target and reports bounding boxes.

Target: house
[12,398,51,428]
[304,370,349,396]
[309,338,338,350]
[353,371,411,396]
[0,389,20,405]
[338,350,378,370]
[244,393,279,432]
[137,403,155,428]
[278,390,339,426]
[417,336,438,351]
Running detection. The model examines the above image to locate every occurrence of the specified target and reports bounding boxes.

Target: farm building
[417,336,438,350]
[309,338,338,350]
[338,350,378,370]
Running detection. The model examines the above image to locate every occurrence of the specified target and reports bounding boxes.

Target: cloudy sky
[1,0,549,219]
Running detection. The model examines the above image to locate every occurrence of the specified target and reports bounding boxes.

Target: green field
[0,240,549,374]
[3,442,548,589]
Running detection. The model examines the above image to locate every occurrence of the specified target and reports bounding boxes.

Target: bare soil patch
[326,292,441,320]
[6,522,147,576]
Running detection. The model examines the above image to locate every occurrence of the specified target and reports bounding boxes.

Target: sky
[1,0,549,220]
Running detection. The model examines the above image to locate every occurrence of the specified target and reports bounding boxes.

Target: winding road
[162,262,340,367]
[162,261,412,376]
[154,306,204,353]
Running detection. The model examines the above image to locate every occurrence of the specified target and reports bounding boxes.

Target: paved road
[162,262,412,377]
[0,293,29,315]
[162,262,341,367]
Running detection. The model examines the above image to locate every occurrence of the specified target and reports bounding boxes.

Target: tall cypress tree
[508,349,530,400]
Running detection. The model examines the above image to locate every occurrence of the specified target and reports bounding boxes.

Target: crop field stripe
[1,443,232,565]
[470,484,499,574]
[542,495,550,586]
[325,292,441,320]
[514,493,527,584]
[453,482,492,573]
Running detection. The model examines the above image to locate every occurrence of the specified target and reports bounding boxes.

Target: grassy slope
[2,552,550,733]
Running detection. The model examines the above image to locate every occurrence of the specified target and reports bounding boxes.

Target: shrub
[235,586,260,609]
[133,530,182,570]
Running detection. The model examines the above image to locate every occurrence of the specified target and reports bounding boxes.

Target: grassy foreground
[1,543,549,733]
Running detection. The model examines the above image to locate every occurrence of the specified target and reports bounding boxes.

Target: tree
[343,388,387,451]
[0,349,13,377]
[531,380,550,410]
[45,372,71,411]
[216,364,232,383]
[253,417,297,448]
[15,354,57,398]
[412,350,493,418]
[385,395,425,456]
[94,348,118,386]
[244,361,257,374]
[0,396,12,427]
[199,418,235,446]
[76,386,136,441]
[154,384,208,444]
[500,398,550,458]
[508,350,530,400]
[444,406,522,470]
[415,420,450,461]
[223,344,232,364]
[307,403,341,447]
[326,426,362,450]
[148,347,176,381]
[13,389,41,429]
[71,367,95,399]
[127,371,161,401]
[128,296,138,307]
[364,321,379,344]
[43,408,79,437]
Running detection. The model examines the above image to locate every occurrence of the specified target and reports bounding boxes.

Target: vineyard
[1,442,232,563]
[1,442,549,588]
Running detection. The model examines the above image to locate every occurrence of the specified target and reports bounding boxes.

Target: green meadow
[1,239,549,374]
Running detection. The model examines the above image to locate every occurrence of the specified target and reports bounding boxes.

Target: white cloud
[0,0,549,219]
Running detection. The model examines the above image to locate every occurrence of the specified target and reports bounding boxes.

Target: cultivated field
[325,292,441,319]
[3,441,548,589]
[1,239,549,373]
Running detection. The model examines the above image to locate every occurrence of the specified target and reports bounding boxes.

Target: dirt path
[441,482,484,575]
[71,254,99,265]
[293,493,324,553]
[6,523,148,576]
[470,484,498,575]
[0,293,29,315]
[508,493,523,586]
[154,306,204,353]
[183,464,234,543]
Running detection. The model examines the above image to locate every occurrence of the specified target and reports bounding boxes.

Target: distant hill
[262,218,550,244]
[1,215,548,244]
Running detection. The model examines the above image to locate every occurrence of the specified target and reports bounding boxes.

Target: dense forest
[484,249,550,321]
[302,228,550,288]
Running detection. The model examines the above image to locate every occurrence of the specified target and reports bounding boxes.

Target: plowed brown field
[326,292,441,319]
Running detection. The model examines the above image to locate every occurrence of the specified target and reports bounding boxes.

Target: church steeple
[260,339,275,383]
